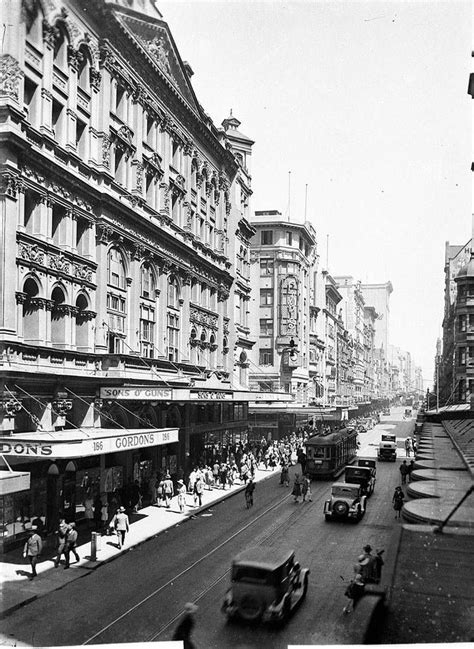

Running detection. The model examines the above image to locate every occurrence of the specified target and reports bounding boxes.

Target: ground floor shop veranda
[0,374,293,552]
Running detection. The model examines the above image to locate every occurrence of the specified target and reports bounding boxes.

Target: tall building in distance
[248,210,317,402]
[360,281,393,355]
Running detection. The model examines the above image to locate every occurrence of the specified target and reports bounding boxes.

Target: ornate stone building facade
[0,0,255,547]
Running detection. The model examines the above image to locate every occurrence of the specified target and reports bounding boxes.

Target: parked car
[344,465,376,497]
[378,433,397,461]
[323,482,367,522]
[383,408,391,416]
[222,547,309,624]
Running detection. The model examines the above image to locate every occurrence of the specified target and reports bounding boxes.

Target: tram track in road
[148,489,330,643]
[82,488,297,645]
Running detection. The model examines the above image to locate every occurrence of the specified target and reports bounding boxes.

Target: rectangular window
[76,119,87,158]
[167,312,179,362]
[114,147,126,187]
[260,289,273,306]
[259,349,274,365]
[286,232,293,246]
[140,304,155,358]
[261,230,273,245]
[260,259,274,275]
[259,319,274,336]
[51,204,65,246]
[146,172,155,208]
[24,77,39,128]
[52,99,64,145]
[116,85,126,120]
[76,217,88,256]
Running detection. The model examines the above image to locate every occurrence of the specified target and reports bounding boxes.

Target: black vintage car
[222,548,309,624]
[344,465,376,496]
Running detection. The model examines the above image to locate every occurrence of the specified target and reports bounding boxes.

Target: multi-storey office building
[453,254,474,403]
[439,239,472,404]
[0,0,256,548]
[248,211,317,400]
[363,306,378,401]
[334,276,366,403]
[248,211,317,437]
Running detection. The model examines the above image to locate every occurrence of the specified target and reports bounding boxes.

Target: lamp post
[436,355,440,413]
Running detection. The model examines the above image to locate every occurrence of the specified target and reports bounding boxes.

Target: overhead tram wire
[11,384,131,435]
[64,386,168,431]
[101,321,186,389]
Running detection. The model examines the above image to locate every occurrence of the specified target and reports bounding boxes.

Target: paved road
[1,410,412,647]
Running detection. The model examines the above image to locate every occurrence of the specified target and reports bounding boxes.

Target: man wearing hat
[110,506,130,549]
[23,526,42,579]
[172,602,198,648]
[358,544,380,583]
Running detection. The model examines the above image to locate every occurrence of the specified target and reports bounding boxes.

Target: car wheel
[239,595,263,622]
[283,595,292,621]
[333,500,349,516]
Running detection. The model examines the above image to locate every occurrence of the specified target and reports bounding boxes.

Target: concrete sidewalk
[368,417,474,644]
[0,464,280,619]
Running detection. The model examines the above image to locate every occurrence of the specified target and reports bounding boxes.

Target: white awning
[0,470,31,495]
[0,427,179,459]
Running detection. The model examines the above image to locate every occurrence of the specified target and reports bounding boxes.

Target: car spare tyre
[332,500,349,516]
[238,594,264,621]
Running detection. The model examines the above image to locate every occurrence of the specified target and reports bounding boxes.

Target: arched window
[209,333,216,368]
[107,248,126,289]
[166,276,180,362]
[53,24,68,70]
[25,4,43,47]
[190,327,197,364]
[140,264,155,298]
[139,264,156,358]
[75,293,89,350]
[167,275,179,308]
[22,277,40,343]
[106,248,127,353]
[51,286,67,347]
[77,45,91,91]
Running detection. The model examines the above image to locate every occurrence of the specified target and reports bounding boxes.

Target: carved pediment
[115,13,200,113]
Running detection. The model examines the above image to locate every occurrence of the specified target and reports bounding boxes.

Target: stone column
[0,176,21,335]
[95,225,111,352]
[40,23,56,135]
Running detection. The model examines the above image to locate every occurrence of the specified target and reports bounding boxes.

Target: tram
[304,428,358,479]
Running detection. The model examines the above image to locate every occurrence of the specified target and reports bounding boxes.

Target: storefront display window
[0,491,34,546]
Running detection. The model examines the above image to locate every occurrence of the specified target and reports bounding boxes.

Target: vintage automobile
[383,408,391,416]
[222,547,309,624]
[357,457,377,477]
[378,433,397,461]
[323,482,367,522]
[344,464,376,496]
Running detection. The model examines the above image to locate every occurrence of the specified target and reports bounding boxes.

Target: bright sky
[160,0,472,387]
